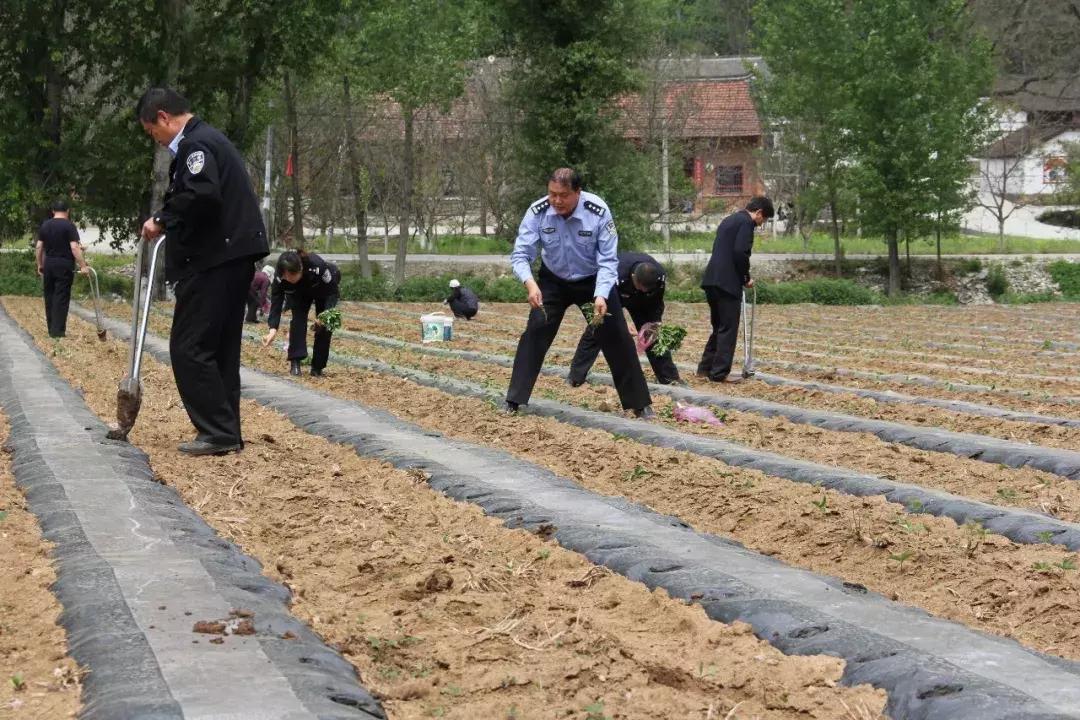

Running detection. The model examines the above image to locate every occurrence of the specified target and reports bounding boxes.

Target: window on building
[715,165,743,194]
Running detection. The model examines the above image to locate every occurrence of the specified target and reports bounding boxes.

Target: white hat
[262,265,275,277]
[449,279,460,288]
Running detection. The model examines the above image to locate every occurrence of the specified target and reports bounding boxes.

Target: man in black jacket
[567,252,683,386]
[35,200,90,337]
[446,279,479,319]
[137,87,269,456]
[697,196,773,383]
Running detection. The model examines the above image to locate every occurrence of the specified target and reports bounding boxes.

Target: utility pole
[261,112,273,239]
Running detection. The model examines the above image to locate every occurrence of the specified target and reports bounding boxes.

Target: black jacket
[616,252,666,310]
[157,117,268,281]
[700,210,755,297]
[447,286,479,316]
[267,253,340,329]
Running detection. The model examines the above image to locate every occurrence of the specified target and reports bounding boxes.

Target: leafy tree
[663,0,757,56]
[754,0,854,276]
[346,0,487,285]
[845,0,993,295]
[497,0,665,247]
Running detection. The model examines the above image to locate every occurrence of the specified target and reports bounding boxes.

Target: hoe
[741,284,756,379]
[85,266,107,341]
[107,236,165,441]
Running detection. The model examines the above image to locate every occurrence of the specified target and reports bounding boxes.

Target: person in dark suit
[35,200,90,337]
[697,196,773,382]
[137,87,269,455]
[567,251,682,386]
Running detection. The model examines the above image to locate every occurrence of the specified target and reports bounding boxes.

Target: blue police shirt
[510,191,619,299]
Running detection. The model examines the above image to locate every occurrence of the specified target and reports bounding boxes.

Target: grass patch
[1048,260,1080,299]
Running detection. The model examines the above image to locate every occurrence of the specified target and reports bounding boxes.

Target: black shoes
[566,377,585,388]
[311,367,324,377]
[177,440,242,456]
[289,360,302,376]
[632,406,657,420]
[502,401,520,415]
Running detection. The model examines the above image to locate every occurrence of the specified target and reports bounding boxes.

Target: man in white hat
[446,278,479,319]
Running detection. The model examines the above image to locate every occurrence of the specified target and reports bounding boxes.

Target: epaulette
[583,200,606,217]
[530,199,550,215]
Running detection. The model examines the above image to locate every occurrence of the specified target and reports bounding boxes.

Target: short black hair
[746,196,775,219]
[135,87,191,123]
[50,199,69,213]
[276,250,303,277]
[548,167,582,191]
[632,261,662,292]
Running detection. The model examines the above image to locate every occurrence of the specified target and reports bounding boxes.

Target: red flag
[285,153,294,178]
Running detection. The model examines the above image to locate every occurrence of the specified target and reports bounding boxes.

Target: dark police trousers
[170,258,254,445]
[697,286,742,380]
[568,299,680,386]
[507,266,650,410]
[42,258,75,337]
[286,292,338,371]
[245,291,260,323]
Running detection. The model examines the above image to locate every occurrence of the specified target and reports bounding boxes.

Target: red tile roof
[362,76,762,142]
[619,79,762,140]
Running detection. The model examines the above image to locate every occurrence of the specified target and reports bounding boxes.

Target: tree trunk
[660,133,671,257]
[935,223,943,281]
[149,0,184,299]
[227,37,266,151]
[283,71,304,250]
[395,105,415,286]
[997,221,1006,252]
[828,180,842,277]
[342,76,371,278]
[886,227,901,297]
[904,232,911,277]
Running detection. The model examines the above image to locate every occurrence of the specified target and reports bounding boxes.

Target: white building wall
[978,129,1079,197]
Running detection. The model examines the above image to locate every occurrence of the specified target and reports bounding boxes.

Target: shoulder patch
[530,199,550,216]
[583,200,606,217]
[186,150,205,175]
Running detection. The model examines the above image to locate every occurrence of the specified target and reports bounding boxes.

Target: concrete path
[0,305,383,720]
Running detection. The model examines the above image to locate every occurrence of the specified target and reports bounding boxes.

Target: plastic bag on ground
[636,322,660,354]
[673,401,723,426]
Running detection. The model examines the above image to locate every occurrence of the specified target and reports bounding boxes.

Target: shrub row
[1048,260,1080,299]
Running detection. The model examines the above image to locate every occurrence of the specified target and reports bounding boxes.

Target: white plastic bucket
[420,312,454,343]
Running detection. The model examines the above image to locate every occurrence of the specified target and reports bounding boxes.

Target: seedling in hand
[316,308,342,332]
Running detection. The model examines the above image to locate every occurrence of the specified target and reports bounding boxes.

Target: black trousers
[448,299,477,319]
[507,266,650,410]
[286,292,338,371]
[43,258,75,338]
[568,299,681,385]
[170,258,254,445]
[245,291,260,323]
[697,286,742,380]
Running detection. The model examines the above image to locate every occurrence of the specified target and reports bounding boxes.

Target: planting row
[6,296,894,719]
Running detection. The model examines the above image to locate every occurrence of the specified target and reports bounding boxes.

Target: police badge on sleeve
[186,150,206,175]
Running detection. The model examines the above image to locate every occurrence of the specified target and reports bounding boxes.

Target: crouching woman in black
[262,250,340,377]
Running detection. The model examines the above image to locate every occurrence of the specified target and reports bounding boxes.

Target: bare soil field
[81,298,1080,663]
[5,297,888,720]
[0,416,81,719]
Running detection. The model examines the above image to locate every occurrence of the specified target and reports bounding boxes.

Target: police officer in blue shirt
[505,168,653,418]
